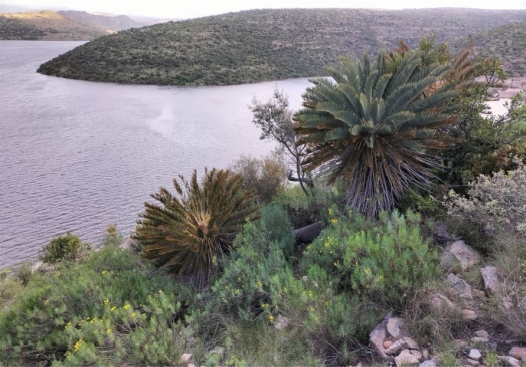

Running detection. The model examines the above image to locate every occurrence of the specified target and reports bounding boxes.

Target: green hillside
[37,8,526,85]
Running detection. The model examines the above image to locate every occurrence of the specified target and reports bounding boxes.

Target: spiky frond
[295,49,461,217]
[134,168,260,288]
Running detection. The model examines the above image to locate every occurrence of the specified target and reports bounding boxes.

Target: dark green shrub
[40,232,85,263]
[301,210,441,310]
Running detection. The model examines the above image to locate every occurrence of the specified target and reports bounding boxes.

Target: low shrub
[40,232,86,263]
[301,210,441,310]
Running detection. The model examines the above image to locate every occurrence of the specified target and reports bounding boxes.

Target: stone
[181,353,193,364]
[370,314,391,360]
[466,358,480,366]
[498,356,522,367]
[419,358,438,367]
[120,238,140,252]
[403,337,419,350]
[509,347,526,359]
[384,340,393,348]
[474,330,489,338]
[448,273,473,299]
[454,339,469,350]
[422,349,430,359]
[387,317,405,338]
[428,293,455,311]
[481,266,500,293]
[411,350,423,360]
[441,240,481,270]
[386,339,407,355]
[469,349,482,360]
[187,364,196,367]
[471,336,489,343]
[462,309,477,320]
[395,350,420,367]
[274,315,290,330]
[472,289,486,298]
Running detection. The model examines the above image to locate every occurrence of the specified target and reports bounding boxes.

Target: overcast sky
[2,0,525,18]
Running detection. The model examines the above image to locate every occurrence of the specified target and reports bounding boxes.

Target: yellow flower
[101,270,107,274]
[103,299,109,304]
[269,315,274,322]
[123,304,131,310]
[131,312,136,317]
[256,281,263,288]
[106,328,111,334]
[65,322,72,329]
[308,290,313,298]
[158,289,163,294]
[73,339,83,353]
[331,218,338,224]
[111,306,116,312]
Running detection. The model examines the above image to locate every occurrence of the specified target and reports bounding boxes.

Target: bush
[301,210,441,310]
[0,244,190,366]
[447,160,526,240]
[40,232,86,263]
[231,155,288,204]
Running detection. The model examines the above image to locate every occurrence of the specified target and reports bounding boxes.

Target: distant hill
[0,11,105,40]
[456,22,526,77]
[37,8,526,85]
[57,10,153,32]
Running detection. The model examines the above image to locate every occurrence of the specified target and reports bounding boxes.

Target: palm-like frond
[295,50,462,217]
[134,168,260,288]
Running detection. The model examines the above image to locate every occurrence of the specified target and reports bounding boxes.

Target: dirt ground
[497,76,526,98]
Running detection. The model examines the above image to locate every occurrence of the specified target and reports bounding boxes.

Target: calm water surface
[0,41,312,267]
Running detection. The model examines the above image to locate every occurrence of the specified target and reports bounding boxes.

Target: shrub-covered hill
[456,22,526,77]
[37,8,526,86]
[0,11,105,40]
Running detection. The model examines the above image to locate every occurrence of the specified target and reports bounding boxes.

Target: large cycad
[135,168,260,287]
[294,51,460,217]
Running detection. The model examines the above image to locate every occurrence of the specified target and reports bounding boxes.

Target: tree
[250,89,310,195]
[294,50,461,217]
[134,168,260,288]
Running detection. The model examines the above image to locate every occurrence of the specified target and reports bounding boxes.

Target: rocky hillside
[0,11,105,40]
[57,11,152,32]
[456,22,526,77]
[36,8,526,86]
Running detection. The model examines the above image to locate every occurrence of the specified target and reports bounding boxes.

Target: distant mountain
[57,10,154,32]
[0,11,105,40]
[456,22,526,77]
[37,8,526,86]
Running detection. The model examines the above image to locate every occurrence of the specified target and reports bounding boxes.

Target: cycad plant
[294,50,461,217]
[135,168,260,287]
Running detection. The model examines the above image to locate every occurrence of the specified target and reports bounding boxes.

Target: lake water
[0,41,313,268]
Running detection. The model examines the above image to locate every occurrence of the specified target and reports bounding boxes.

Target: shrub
[447,160,526,239]
[301,210,441,310]
[231,155,288,204]
[40,232,85,263]
[135,168,260,288]
[102,223,123,247]
[0,244,189,366]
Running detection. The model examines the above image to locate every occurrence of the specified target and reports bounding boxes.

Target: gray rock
[448,273,472,299]
[469,349,482,360]
[466,358,480,366]
[441,240,481,270]
[509,347,526,359]
[181,353,193,364]
[498,356,522,367]
[454,339,469,350]
[462,309,478,320]
[120,238,140,252]
[386,337,419,355]
[428,293,455,311]
[387,317,405,338]
[370,314,391,360]
[274,315,290,330]
[395,350,420,367]
[474,330,489,338]
[481,266,500,293]
[419,358,438,367]
[471,336,489,343]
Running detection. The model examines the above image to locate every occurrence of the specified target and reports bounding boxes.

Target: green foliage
[0,245,188,366]
[231,155,288,204]
[40,232,85,263]
[36,9,526,86]
[135,168,260,287]
[102,223,123,247]
[301,210,441,309]
[295,49,460,217]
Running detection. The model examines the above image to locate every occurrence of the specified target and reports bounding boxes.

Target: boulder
[369,314,391,360]
[387,317,406,338]
[441,240,481,271]
[448,273,472,299]
[481,266,500,293]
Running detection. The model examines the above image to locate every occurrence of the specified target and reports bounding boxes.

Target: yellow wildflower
[331,218,338,224]
[123,304,131,310]
[106,328,111,334]
[308,290,313,298]
[158,289,163,294]
[73,339,83,353]
[103,299,109,304]
[269,315,274,322]
[101,270,107,275]
[111,306,116,312]
[131,312,136,317]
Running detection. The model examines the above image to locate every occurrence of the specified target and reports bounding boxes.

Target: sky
[2,0,525,19]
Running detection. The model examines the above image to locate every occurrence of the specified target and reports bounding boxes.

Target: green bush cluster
[40,232,86,263]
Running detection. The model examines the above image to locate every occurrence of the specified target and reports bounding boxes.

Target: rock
[419,358,438,367]
[422,349,430,359]
[387,317,405,338]
[187,364,196,367]
[471,336,489,343]
[181,353,193,364]
[472,289,486,298]
[454,339,469,350]
[384,340,393,348]
[395,350,420,367]
[429,293,455,311]
[469,349,482,360]
[502,296,514,310]
[462,309,477,320]
[120,238,140,252]
[434,222,457,245]
[509,347,526,359]
[498,356,522,367]
[481,266,500,293]
[370,314,391,360]
[403,337,419,350]
[474,330,489,338]
[210,347,224,355]
[386,337,419,355]
[466,358,480,366]
[441,240,481,270]
[411,350,423,360]
[274,315,290,330]
[448,273,473,299]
